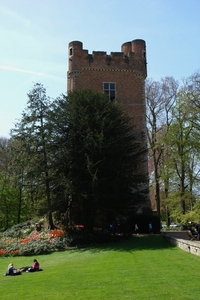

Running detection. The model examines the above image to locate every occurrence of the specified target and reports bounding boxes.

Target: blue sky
[1,0,200,137]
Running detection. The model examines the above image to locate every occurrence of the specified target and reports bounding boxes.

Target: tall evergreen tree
[11,83,56,228]
[52,89,145,230]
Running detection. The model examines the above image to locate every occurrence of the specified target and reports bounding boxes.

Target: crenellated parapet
[68,40,147,77]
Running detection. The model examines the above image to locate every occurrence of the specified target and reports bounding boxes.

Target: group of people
[134,222,153,235]
[4,259,40,276]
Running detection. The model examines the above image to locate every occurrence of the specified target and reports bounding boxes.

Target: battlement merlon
[68,40,147,76]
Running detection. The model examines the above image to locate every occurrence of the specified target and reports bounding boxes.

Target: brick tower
[67,40,151,213]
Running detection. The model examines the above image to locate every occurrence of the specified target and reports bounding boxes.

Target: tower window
[103,82,116,101]
[69,47,73,56]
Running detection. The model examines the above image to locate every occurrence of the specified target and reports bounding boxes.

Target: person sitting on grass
[4,263,22,276]
[21,259,40,272]
[30,259,40,271]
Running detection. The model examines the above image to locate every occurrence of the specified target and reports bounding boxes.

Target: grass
[1,235,200,299]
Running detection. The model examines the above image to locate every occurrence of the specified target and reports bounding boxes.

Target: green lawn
[1,235,200,300]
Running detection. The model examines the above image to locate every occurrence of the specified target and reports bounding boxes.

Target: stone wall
[164,234,200,256]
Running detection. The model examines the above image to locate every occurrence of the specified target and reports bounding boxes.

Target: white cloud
[0,65,43,76]
[0,65,65,81]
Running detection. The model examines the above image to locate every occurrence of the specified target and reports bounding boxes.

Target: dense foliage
[0,219,132,256]
[51,90,143,230]
[0,85,144,231]
[3,68,200,230]
[146,71,200,225]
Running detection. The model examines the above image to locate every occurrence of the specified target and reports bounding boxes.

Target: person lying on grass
[20,259,40,272]
[4,263,22,276]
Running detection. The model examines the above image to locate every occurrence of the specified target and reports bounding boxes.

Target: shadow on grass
[72,235,175,254]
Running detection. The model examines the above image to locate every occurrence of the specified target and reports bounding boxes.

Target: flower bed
[0,220,69,256]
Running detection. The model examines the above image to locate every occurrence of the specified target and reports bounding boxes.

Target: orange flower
[49,229,64,238]
[20,238,30,243]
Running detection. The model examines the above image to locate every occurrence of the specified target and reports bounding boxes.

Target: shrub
[0,240,6,249]
[0,220,34,238]
[0,220,127,256]
[51,236,73,249]
[67,230,120,247]
[18,240,55,256]
[5,240,21,254]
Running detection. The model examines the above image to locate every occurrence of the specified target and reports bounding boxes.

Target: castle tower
[67,40,151,213]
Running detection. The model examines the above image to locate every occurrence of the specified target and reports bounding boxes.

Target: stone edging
[163,234,200,256]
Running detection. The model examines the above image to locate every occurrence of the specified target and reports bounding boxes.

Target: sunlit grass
[1,235,200,299]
